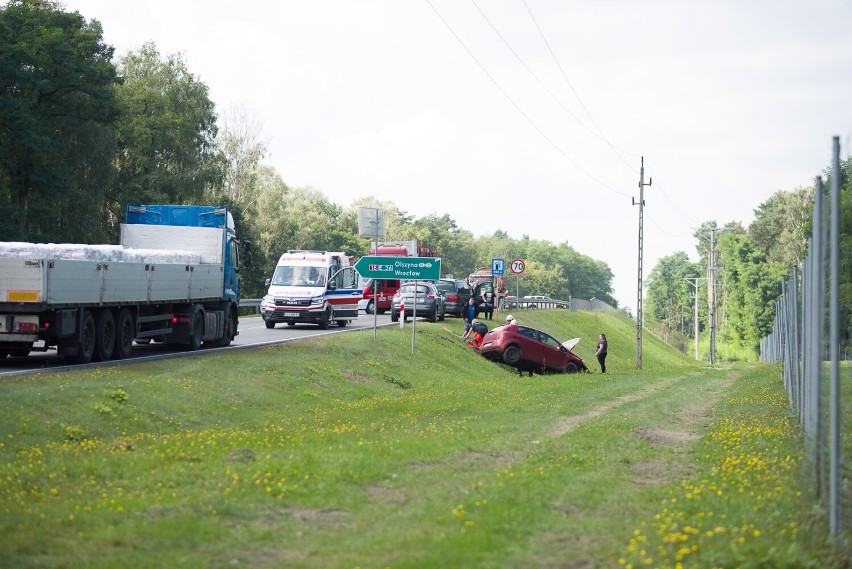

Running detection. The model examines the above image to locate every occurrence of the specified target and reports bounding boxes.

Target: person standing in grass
[595,333,608,373]
[463,297,477,336]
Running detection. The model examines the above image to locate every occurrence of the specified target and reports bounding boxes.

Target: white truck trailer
[0,204,249,364]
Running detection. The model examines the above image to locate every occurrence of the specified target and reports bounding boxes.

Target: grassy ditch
[0,310,845,568]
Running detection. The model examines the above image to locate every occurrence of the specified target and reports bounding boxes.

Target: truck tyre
[188,307,204,351]
[113,309,134,360]
[211,306,236,347]
[318,307,331,330]
[66,310,96,364]
[93,309,116,362]
[265,319,275,329]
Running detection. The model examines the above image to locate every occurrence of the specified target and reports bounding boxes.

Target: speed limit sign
[510,259,526,274]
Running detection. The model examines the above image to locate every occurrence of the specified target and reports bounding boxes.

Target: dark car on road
[390,282,446,323]
[479,324,587,374]
[435,278,473,317]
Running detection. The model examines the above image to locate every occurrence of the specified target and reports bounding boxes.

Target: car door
[537,330,569,371]
[515,327,546,364]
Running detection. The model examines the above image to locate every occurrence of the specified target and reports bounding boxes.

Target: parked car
[479,324,588,374]
[390,282,446,323]
[521,295,553,308]
[435,278,473,317]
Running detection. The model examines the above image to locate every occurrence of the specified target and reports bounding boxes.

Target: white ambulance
[261,250,362,329]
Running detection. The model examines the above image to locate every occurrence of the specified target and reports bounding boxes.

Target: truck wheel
[188,308,204,351]
[93,309,116,362]
[318,308,331,330]
[220,307,236,346]
[211,306,236,347]
[66,310,96,364]
[265,320,276,329]
[113,309,134,360]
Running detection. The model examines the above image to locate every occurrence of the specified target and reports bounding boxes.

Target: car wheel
[429,307,438,323]
[563,362,578,374]
[365,300,374,314]
[502,345,522,366]
[391,310,399,322]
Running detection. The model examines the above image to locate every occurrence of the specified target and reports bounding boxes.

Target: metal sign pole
[411,280,417,354]
[373,209,378,340]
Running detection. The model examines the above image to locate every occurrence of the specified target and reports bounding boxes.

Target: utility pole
[632,157,651,369]
[693,226,727,364]
[684,277,706,361]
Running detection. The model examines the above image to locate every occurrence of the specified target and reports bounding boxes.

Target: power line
[470,1,600,144]
[424,0,630,198]
[522,0,636,173]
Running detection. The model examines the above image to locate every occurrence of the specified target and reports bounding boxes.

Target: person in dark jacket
[463,298,477,335]
[595,333,608,373]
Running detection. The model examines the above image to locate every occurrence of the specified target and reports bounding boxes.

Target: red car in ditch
[479,324,588,374]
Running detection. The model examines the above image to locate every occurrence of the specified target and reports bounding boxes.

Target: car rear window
[436,283,454,293]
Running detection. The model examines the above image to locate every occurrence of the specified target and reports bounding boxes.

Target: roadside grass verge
[0,310,845,568]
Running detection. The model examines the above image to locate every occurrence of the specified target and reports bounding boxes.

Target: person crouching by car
[464,319,488,348]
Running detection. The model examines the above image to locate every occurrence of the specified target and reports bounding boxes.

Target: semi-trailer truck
[0,204,248,363]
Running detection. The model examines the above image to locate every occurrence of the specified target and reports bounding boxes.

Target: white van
[261,250,361,329]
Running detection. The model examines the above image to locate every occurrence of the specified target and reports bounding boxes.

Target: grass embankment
[0,310,846,568]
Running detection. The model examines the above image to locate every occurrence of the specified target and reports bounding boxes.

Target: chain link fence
[760,136,850,550]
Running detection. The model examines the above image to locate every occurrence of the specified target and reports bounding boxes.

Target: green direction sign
[354,256,441,281]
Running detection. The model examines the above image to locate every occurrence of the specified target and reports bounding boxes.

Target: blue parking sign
[491,258,505,275]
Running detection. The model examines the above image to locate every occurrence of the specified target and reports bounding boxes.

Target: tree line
[3,0,849,358]
[644,174,851,359]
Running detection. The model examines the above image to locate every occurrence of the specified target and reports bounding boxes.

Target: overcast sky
[59,0,852,308]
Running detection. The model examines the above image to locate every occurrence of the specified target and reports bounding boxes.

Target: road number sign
[510,259,526,274]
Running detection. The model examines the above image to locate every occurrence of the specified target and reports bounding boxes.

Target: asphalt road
[0,312,408,377]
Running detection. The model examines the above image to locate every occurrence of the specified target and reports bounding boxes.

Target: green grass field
[1,310,847,568]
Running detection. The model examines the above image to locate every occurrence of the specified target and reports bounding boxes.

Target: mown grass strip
[0,310,845,568]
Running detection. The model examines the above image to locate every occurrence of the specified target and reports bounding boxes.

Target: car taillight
[447,294,460,301]
[426,294,435,300]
